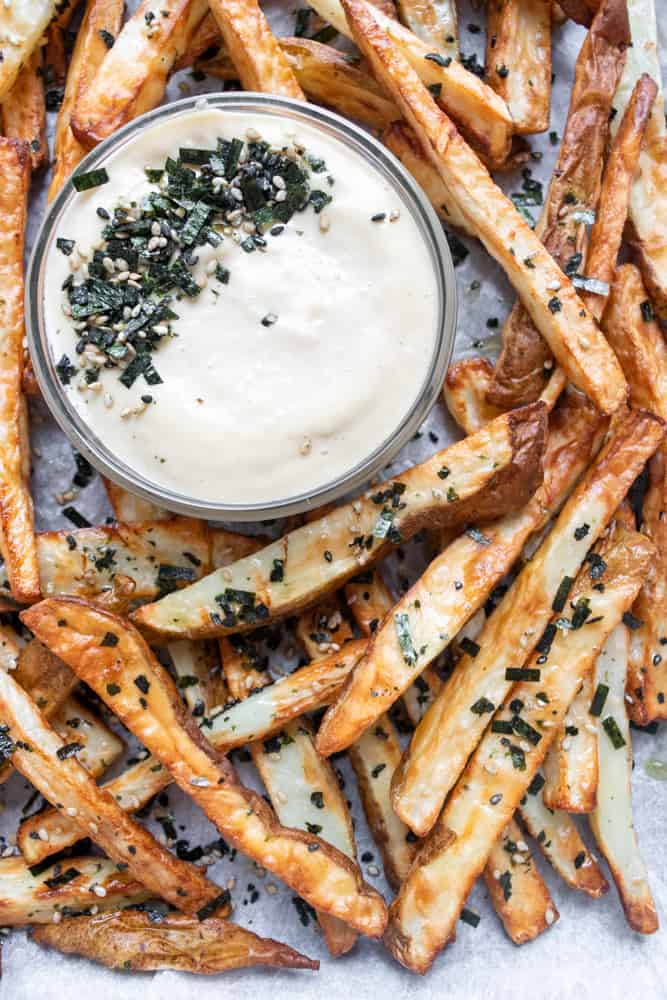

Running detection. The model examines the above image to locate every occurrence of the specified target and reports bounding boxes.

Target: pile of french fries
[0,0,664,981]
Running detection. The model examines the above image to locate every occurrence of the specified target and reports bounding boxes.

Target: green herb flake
[602,716,626,749]
[72,168,110,192]
[394,613,418,666]
[589,683,609,717]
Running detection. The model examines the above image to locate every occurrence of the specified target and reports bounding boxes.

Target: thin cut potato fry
[0,666,224,915]
[611,0,667,322]
[72,0,210,148]
[482,818,558,944]
[51,696,125,779]
[0,139,40,604]
[131,404,547,639]
[0,856,150,925]
[0,0,57,101]
[518,778,609,896]
[396,0,459,59]
[443,357,503,434]
[486,0,630,409]
[24,599,388,938]
[340,0,628,416]
[485,0,552,134]
[590,624,659,933]
[308,0,514,165]
[543,673,598,811]
[386,525,653,973]
[32,909,319,973]
[315,395,600,757]
[1,50,47,171]
[208,0,304,98]
[391,409,663,836]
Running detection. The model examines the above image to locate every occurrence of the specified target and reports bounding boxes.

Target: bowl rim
[26,92,458,522]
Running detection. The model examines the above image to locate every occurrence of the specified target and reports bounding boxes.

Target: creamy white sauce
[44,107,439,506]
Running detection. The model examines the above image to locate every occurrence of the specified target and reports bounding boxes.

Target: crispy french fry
[32,909,319,973]
[1,50,47,171]
[11,639,78,717]
[0,139,39,604]
[485,0,552,134]
[131,404,547,639]
[315,394,600,758]
[24,599,388,938]
[0,0,57,101]
[543,673,598,811]
[208,0,304,97]
[0,856,150,925]
[341,0,627,416]
[43,0,84,86]
[51,695,124,779]
[0,666,224,915]
[72,0,209,148]
[486,0,629,409]
[174,10,222,67]
[308,0,514,164]
[390,409,663,836]
[589,624,659,933]
[443,357,503,434]
[396,0,458,59]
[518,775,609,896]
[386,525,653,972]
[611,0,667,322]
[482,818,558,944]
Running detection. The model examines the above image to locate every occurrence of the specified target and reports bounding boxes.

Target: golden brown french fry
[32,909,319,973]
[543,673,598,811]
[51,695,124,779]
[1,50,46,171]
[485,0,552,134]
[12,639,78,716]
[168,639,228,716]
[518,776,609,896]
[482,818,558,944]
[0,856,150,925]
[24,598,388,938]
[590,624,659,933]
[43,0,84,86]
[315,394,600,758]
[341,0,628,416]
[0,0,58,101]
[611,0,667,322]
[174,10,222,67]
[132,404,547,639]
[208,0,304,97]
[390,409,663,836]
[103,478,170,523]
[0,665,225,916]
[486,0,630,408]
[0,139,39,604]
[396,0,458,59]
[72,0,209,148]
[386,525,653,973]
[443,357,503,434]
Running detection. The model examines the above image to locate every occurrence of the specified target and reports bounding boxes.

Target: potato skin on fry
[31,910,319,973]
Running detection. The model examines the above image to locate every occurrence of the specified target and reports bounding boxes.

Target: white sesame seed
[275,791,288,805]
[190,776,211,787]
[389,209,400,222]
[206,260,218,275]
[273,175,286,190]
[275,189,287,203]
[545,907,556,925]
[367,864,380,876]
[52,911,62,924]
[300,437,312,456]
[92,884,107,897]
[319,212,330,233]
[37,828,50,842]
[151,221,161,237]
[66,806,78,817]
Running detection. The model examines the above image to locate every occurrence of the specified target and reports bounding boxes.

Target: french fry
[390,409,662,837]
[486,0,629,409]
[485,0,552,134]
[168,640,228,717]
[174,10,222,68]
[0,0,57,101]
[543,673,598,811]
[396,0,458,59]
[32,909,319,973]
[51,695,124,779]
[0,856,150,925]
[24,599,388,938]
[443,357,503,434]
[308,0,514,165]
[71,0,210,148]
[11,639,78,718]
[43,0,84,86]
[0,139,39,604]
[103,479,170,523]
[131,404,547,639]
[386,525,653,972]
[1,50,47,171]
[208,0,304,97]
[296,597,354,657]
[316,394,600,758]
[557,0,597,23]
[482,818,559,944]
[589,624,659,933]
[0,666,225,915]
[518,775,609,896]
[611,0,667,322]
[340,0,628,416]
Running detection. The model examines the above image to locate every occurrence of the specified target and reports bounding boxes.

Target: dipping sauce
[44,105,440,506]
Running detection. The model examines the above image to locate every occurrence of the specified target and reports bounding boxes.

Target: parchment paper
[1,3,666,998]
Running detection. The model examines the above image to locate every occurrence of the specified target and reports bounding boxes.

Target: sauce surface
[45,107,439,506]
